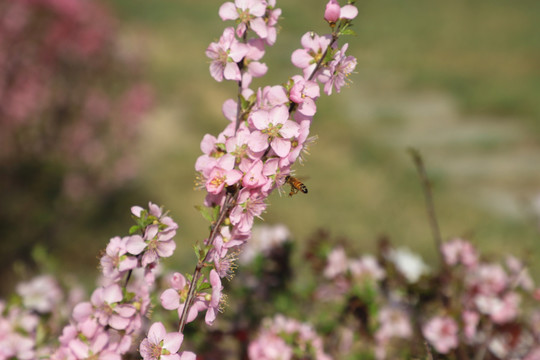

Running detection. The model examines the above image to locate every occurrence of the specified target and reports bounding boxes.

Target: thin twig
[424,340,436,360]
[408,148,445,266]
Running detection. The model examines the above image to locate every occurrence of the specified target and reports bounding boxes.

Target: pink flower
[90,285,136,330]
[226,129,261,162]
[206,27,249,82]
[422,316,458,354]
[203,155,243,194]
[254,85,289,110]
[219,0,268,39]
[16,275,62,313]
[100,236,138,281]
[160,273,188,311]
[126,224,177,267]
[441,238,478,268]
[240,159,268,188]
[249,105,300,157]
[467,263,508,295]
[349,255,385,282]
[139,322,190,360]
[291,32,332,79]
[289,75,320,117]
[324,0,358,22]
[475,292,520,324]
[160,273,207,325]
[375,307,412,344]
[249,315,331,360]
[323,247,348,279]
[318,43,357,95]
[229,188,266,233]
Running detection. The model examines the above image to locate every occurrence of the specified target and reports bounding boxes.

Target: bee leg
[289,186,298,197]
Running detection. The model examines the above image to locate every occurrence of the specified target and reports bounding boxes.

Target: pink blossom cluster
[0,276,63,359]
[49,203,182,360]
[248,315,332,360]
[318,246,385,300]
[0,274,89,360]
[0,0,152,199]
[315,237,540,359]
[430,238,537,357]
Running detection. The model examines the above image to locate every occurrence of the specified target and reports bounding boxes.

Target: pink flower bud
[324,0,341,22]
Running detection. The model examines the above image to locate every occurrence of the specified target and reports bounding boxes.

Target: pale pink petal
[251,109,269,130]
[279,120,300,138]
[69,338,89,358]
[248,0,266,16]
[250,17,268,38]
[291,49,312,69]
[247,61,267,77]
[146,225,159,239]
[126,235,147,255]
[162,355,181,360]
[115,304,136,317]
[103,284,123,304]
[222,99,237,121]
[109,314,130,330]
[72,302,92,322]
[156,240,176,258]
[163,332,184,353]
[118,256,137,272]
[271,138,291,157]
[179,352,197,360]
[209,61,225,82]
[219,2,239,20]
[142,251,158,267]
[200,134,217,154]
[341,5,358,19]
[223,62,241,81]
[248,131,269,152]
[226,169,243,185]
[131,206,144,217]
[148,322,167,344]
[161,288,181,310]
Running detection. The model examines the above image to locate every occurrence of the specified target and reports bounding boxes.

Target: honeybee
[284,175,308,197]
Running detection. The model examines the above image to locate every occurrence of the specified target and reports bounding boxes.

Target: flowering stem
[178,190,236,332]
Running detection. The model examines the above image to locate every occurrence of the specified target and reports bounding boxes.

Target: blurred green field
[99,0,540,278]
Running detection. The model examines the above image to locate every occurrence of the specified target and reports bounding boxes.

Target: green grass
[102,0,540,277]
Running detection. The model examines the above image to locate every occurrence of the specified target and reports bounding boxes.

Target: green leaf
[195,205,215,223]
[193,244,202,260]
[198,282,212,292]
[340,28,357,36]
[129,225,140,235]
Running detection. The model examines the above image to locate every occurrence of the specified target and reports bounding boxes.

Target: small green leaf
[198,282,212,292]
[193,244,202,260]
[340,28,356,36]
[195,205,215,223]
[129,225,140,235]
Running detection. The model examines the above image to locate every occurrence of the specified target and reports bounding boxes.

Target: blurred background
[1,0,539,296]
